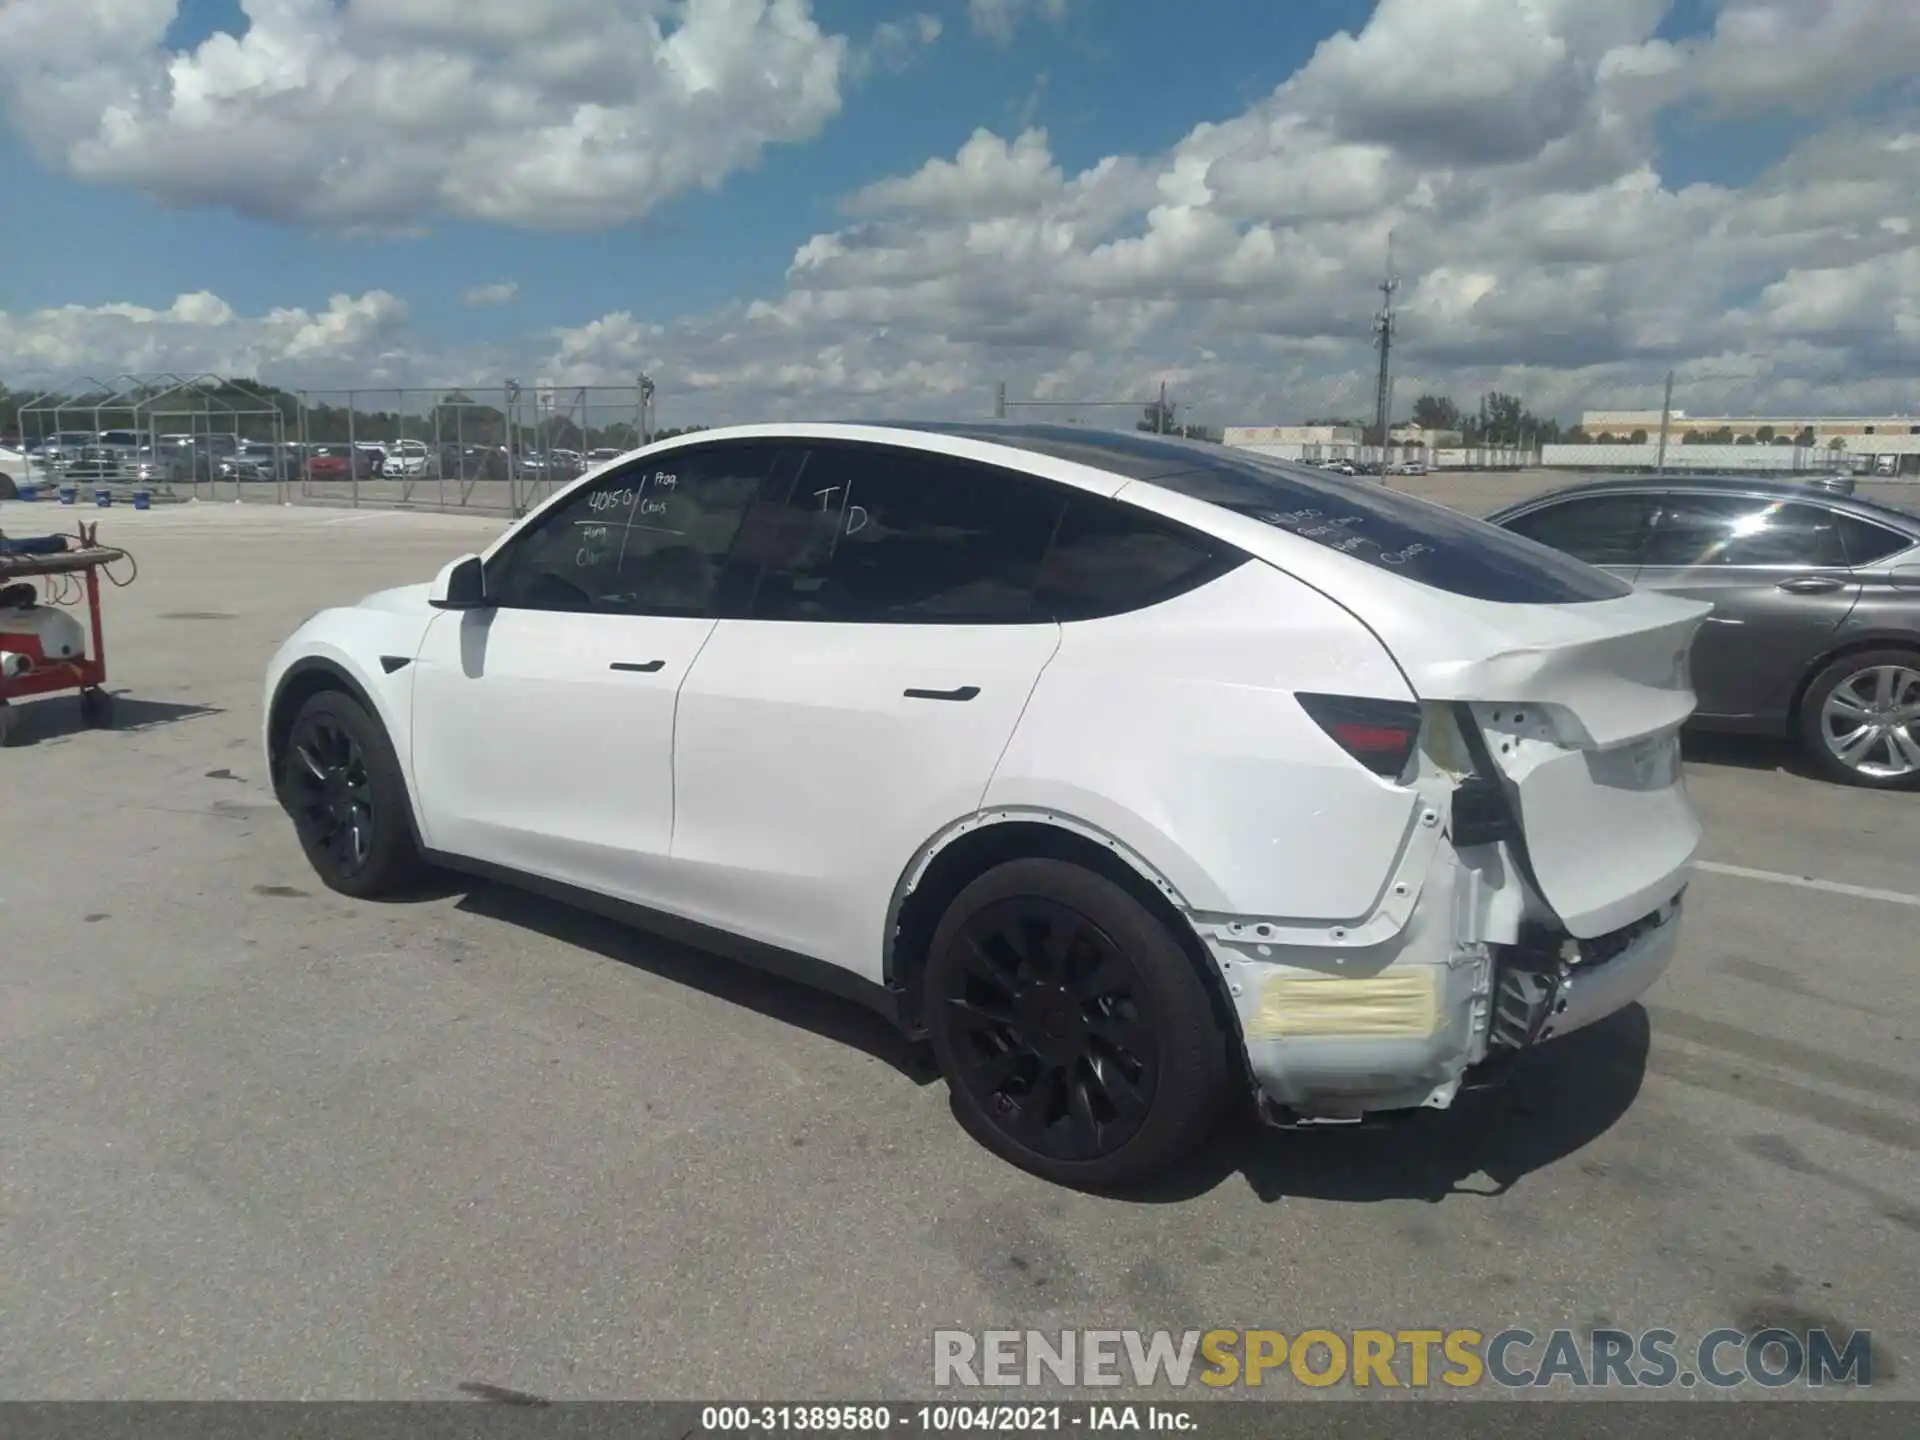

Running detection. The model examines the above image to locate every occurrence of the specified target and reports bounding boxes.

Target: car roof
[1490,472,1920,533]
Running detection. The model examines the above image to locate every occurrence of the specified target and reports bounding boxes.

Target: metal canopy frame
[18,373,291,493]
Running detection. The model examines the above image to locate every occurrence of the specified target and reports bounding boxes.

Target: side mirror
[428,554,490,610]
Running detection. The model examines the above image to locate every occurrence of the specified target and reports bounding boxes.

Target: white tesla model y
[265,424,1707,1187]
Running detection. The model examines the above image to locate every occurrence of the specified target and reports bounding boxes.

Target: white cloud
[968,0,1070,45]
[0,0,893,230]
[6,0,1919,427]
[462,282,521,309]
[1684,0,1920,114]
[851,13,943,78]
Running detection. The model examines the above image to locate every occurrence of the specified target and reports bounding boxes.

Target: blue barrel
[16,484,37,502]
[94,487,113,507]
[132,488,152,511]
[58,485,77,505]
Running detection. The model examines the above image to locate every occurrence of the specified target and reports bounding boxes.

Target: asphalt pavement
[0,494,1914,1401]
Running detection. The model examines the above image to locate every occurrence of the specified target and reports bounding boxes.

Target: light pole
[638,372,655,445]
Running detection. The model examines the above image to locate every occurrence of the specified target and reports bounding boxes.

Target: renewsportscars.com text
[932,1327,1875,1390]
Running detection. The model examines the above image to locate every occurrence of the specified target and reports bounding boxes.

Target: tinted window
[1500,494,1655,566]
[1037,495,1240,620]
[1834,513,1914,566]
[487,445,783,615]
[1644,495,1849,568]
[747,447,1064,623]
[896,424,1630,603]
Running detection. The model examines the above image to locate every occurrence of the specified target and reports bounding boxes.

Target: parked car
[265,423,1707,1188]
[586,448,626,468]
[305,444,378,482]
[382,439,436,478]
[1488,475,1920,789]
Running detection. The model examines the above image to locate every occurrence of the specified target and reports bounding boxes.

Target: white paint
[1693,859,1920,909]
[265,421,1713,1134]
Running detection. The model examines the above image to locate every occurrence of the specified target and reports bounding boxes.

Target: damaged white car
[263,424,1707,1187]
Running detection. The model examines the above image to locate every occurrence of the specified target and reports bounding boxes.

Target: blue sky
[0,0,1914,423]
[3,0,1375,333]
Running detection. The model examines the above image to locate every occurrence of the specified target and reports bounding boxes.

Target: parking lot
[1,488,1916,1400]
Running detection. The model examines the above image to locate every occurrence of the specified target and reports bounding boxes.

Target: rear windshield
[916,424,1633,604]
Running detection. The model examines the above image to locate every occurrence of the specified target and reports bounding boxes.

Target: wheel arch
[883,810,1249,1084]
[1785,633,1920,722]
[266,655,427,844]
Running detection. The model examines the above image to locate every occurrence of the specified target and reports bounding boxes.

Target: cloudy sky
[0,0,1916,430]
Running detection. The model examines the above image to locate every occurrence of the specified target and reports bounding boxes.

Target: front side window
[1500,494,1657,567]
[486,445,788,615]
[746,446,1066,623]
[1643,495,1849,568]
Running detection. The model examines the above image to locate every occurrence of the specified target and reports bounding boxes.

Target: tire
[78,687,113,728]
[924,858,1232,1189]
[277,689,423,897]
[1797,648,1920,791]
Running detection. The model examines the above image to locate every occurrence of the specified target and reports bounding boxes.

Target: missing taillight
[1296,692,1422,778]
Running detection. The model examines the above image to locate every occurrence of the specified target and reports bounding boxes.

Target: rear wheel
[1798,649,1920,790]
[279,689,422,897]
[924,858,1231,1189]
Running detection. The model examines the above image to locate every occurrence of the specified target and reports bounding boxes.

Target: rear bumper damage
[1196,835,1686,1127]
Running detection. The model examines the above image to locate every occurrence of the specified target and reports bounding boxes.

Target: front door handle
[903,685,980,702]
[1777,575,1845,594]
[610,660,666,673]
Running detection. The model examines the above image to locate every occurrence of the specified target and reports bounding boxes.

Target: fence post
[346,390,359,509]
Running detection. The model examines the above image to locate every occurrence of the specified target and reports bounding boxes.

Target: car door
[668,443,1070,977]
[409,443,795,907]
[1635,492,1862,721]
[1495,490,1657,585]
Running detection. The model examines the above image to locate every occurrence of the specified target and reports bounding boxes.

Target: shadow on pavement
[1131,1004,1652,1205]
[1680,728,1812,779]
[1,693,223,746]
[451,879,939,1084]
[418,870,1648,1205]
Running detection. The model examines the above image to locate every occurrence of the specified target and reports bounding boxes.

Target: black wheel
[1798,648,1920,790]
[925,858,1231,1189]
[278,689,422,897]
[78,686,113,727]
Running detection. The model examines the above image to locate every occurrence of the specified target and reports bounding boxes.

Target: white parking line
[1694,859,1920,909]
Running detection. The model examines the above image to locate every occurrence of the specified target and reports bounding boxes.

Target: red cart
[0,521,127,746]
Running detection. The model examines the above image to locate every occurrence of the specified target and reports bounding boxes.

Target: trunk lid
[1381,587,1709,938]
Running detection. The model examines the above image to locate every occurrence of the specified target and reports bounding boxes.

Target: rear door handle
[1777,575,1845,594]
[903,685,980,702]
[610,660,666,673]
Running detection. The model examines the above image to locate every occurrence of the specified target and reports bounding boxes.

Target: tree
[1755,425,1775,442]
[1139,397,1177,435]
[1410,394,1461,432]
[1797,427,1816,447]
[1630,429,1649,444]
[1828,437,1847,451]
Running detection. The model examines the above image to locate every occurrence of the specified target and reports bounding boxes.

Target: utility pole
[1372,239,1399,460]
[1655,370,1674,474]
[994,380,1007,420]
[1157,379,1168,434]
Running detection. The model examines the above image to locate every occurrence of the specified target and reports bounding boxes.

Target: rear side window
[1644,495,1850,568]
[1834,513,1914,566]
[1036,496,1240,621]
[747,447,1065,623]
[1499,494,1656,567]
[1144,452,1633,603]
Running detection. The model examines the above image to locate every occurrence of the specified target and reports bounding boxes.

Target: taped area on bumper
[1249,971,1440,1040]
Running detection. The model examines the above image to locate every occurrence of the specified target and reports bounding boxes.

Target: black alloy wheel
[287,709,376,876]
[926,858,1231,1189]
[279,690,421,897]
[943,895,1160,1162]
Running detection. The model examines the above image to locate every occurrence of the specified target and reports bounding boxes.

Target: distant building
[1578,410,1920,447]
[1561,409,1920,476]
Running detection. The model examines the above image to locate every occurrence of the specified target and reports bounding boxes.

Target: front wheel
[924,858,1232,1190]
[278,689,423,897]
[1798,649,1920,790]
